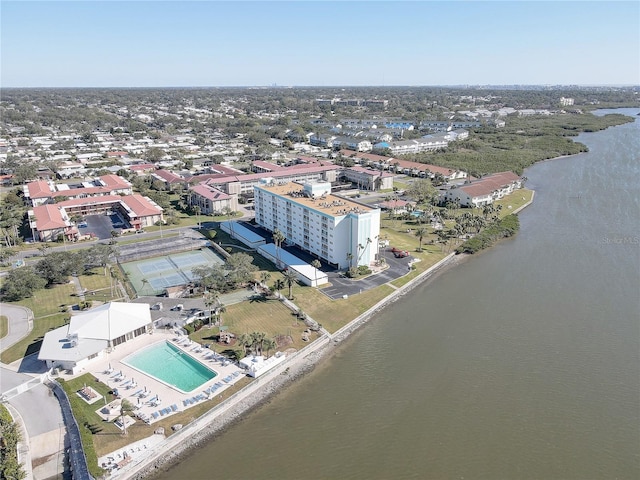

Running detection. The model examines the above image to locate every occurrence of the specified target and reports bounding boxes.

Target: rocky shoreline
[126,251,468,480]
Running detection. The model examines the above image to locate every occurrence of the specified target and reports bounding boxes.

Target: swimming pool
[122,341,217,393]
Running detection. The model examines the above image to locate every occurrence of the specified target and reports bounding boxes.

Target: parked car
[393,250,410,258]
[78,221,88,227]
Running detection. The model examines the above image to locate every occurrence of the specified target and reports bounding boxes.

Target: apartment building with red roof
[189,183,238,215]
[24,175,133,206]
[28,194,163,242]
[442,171,523,207]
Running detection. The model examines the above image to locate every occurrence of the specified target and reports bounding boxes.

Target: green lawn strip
[114,232,178,246]
[189,299,313,355]
[59,371,251,470]
[289,283,395,334]
[11,281,77,318]
[494,188,534,214]
[57,375,120,478]
[0,312,69,364]
[0,315,7,339]
[77,269,120,304]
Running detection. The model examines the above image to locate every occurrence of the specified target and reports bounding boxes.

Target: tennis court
[121,248,224,295]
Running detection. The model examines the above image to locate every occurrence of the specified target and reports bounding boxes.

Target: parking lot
[81,212,130,239]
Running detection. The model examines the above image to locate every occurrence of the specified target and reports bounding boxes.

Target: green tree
[282,269,298,300]
[225,252,258,286]
[406,179,438,205]
[36,251,85,286]
[273,278,284,297]
[204,291,219,326]
[272,229,285,269]
[311,259,322,287]
[414,227,428,252]
[259,271,271,288]
[1,266,47,301]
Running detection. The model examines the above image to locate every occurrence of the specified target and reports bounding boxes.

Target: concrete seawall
[125,252,462,479]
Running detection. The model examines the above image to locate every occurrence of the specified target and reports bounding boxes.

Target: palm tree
[272,229,285,269]
[346,252,354,269]
[204,291,219,326]
[194,205,201,228]
[252,331,267,356]
[415,227,428,252]
[238,333,252,357]
[282,269,298,300]
[215,303,226,327]
[273,278,284,297]
[311,259,321,287]
[262,338,277,358]
[260,271,271,288]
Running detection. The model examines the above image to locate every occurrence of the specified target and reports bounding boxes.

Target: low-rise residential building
[189,183,238,215]
[442,171,523,207]
[254,180,380,269]
[29,194,163,241]
[341,166,394,191]
[374,136,448,154]
[24,174,133,206]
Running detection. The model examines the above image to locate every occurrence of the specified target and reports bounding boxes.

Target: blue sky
[2,1,639,87]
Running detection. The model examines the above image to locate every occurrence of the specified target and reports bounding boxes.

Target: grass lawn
[59,372,251,477]
[189,298,316,355]
[288,282,396,333]
[7,281,77,318]
[77,269,123,303]
[0,315,7,339]
[115,232,179,245]
[495,188,534,214]
[1,312,69,364]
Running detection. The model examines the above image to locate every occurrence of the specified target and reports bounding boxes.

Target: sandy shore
[123,252,468,480]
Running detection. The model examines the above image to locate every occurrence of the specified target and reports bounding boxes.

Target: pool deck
[70,329,247,427]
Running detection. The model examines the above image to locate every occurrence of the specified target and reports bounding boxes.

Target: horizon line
[2,84,639,90]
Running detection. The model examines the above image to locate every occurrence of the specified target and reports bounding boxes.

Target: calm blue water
[154,109,640,480]
[123,341,217,393]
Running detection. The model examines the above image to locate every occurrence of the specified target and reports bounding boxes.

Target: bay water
[154,109,640,480]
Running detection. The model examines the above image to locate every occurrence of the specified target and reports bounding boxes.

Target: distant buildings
[254,180,380,269]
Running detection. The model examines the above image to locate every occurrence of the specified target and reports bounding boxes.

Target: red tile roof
[56,194,162,217]
[121,194,163,217]
[153,169,184,183]
[459,172,521,197]
[100,174,132,189]
[32,204,67,230]
[27,180,53,199]
[190,184,231,201]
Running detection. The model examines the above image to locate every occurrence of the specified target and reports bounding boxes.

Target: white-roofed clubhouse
[38,302,153,374]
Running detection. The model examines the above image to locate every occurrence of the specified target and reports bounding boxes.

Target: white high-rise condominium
[254,181,380,269]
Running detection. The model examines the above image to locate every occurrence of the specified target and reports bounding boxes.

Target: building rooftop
[258,181,378,218]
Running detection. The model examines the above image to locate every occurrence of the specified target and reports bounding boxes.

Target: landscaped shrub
[456,214,520,254]
[0,404,26,480]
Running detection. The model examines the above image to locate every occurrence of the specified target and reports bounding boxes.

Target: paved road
[0,303,33,352]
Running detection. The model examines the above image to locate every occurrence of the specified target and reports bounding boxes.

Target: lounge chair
[159,409,166,416]
[151,412,159,419]
[171,404,178,412]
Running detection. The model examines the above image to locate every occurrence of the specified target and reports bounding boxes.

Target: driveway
[0,303,33,352]
[319,248,414,299]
